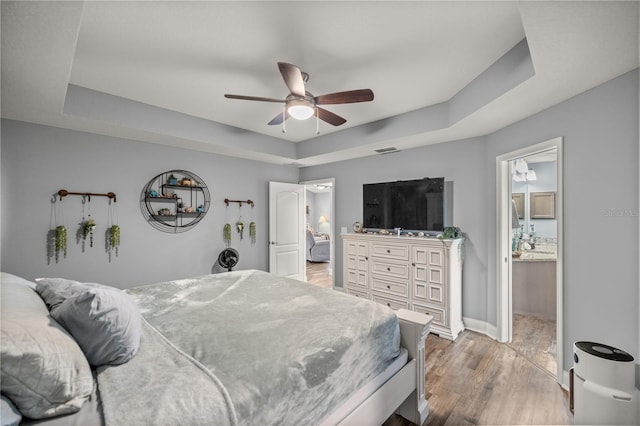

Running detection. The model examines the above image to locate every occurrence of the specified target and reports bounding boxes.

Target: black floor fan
[215,248,239,272]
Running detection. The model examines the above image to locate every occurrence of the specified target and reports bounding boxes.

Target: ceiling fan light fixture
[287,99,315,120]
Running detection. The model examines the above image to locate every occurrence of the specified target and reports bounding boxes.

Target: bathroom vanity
[512,243,557,319]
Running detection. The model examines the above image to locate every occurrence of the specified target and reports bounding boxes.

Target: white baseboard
[561,370,570,391]
[462,317,498,340]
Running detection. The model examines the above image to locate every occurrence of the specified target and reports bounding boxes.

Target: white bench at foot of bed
[337,309,433,426]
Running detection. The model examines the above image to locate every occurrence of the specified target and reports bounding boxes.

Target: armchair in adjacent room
[306,230,330,262]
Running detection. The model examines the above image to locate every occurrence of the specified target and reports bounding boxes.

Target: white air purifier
[572,341,637,425]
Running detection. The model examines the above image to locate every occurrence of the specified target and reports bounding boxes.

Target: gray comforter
[96,270,401,425]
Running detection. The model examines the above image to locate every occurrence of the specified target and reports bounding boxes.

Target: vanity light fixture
[512,158,537,182]
[526,168,537,181]
[514,158,529,174]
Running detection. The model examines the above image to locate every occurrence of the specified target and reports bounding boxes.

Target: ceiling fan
[224,62,374,133]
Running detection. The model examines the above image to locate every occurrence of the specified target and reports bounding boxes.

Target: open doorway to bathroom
[302,179,334,289]
[496,137,564,385]
[509,149,559,378]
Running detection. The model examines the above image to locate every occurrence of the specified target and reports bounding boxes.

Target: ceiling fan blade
[277,62,306,98]
[315,89,374,105]
[224,94,285,103]
[267,111,290,126]
[316,107,347,126]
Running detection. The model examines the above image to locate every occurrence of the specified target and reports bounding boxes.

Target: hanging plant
[249,222,256,245]
[107,225,120,257]
[55,225,67,262]
[49,195,67,263]
[82,219,97,247]
[106,198,120,262]
[223,223,232,246]
[236,220,244,240]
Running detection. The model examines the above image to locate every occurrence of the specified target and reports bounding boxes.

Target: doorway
[496,137,564,384]
[509,149,559,378]
[301,179,335,289]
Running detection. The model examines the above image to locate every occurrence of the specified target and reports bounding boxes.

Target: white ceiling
[1,1,638,166]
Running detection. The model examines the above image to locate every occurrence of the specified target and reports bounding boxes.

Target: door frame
[496,136,564,384]
[300,177,336,289]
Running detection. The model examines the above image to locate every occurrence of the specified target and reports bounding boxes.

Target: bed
[1,270,432,426]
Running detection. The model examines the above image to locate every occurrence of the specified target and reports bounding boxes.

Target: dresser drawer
[371,292,410,311]
[412,302,446,327]
[371,243,409,260]
[346,241,368,257]
[346,269,368,289]
[412,246,445,267]
[370,260,409,279]
[346,256,368,272]
[412,281,445,306]
[371,276,409,298]
[345,287,370,300]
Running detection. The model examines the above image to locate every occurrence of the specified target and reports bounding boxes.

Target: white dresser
[342,232,464,340]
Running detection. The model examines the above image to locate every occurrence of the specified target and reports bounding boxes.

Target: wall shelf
[140,169,210,233]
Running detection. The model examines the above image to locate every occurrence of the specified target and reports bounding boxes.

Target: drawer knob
[412,263,415,267]
[387,267,391,271]
[387,303,391,307]
[386,285,391,289]
[387,249,391,253]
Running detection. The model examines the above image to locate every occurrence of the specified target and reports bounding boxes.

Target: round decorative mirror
[140,170,210,233]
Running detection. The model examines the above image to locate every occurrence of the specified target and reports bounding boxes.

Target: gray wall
[0,120,297,287]
[305,190,328,230]
[301,69,639,368]
[299,137,490,322]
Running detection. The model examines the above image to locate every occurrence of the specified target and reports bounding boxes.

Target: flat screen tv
[363,177,444,232]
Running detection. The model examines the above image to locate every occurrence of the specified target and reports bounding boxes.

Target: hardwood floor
[384,330,571,425]
[509,314,557,378]
[305,278,569,425]
[306,260,332,289]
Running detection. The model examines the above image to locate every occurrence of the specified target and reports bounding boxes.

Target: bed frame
[337,309,433,425]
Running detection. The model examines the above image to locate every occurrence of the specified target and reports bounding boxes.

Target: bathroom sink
[516,243,557,260]
[518,251,556,260]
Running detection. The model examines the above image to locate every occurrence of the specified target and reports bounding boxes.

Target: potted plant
[439,226,465,263]
[82,219,96,247]
[223,223,232,246]
[107,225,120,258]
[168,174,178,185]
[249,221,256,245]
[236,220,244,240]
[55,225,67,261]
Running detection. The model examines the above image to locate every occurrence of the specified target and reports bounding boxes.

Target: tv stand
[342,232,464,340]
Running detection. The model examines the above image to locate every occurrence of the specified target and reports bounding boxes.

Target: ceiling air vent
[374,147,399,154]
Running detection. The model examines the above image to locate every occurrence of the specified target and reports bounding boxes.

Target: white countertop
[513,243,557,261]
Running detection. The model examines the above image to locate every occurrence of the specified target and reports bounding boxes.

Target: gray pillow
[35,278,108,311]
[0,279,92,419]
[36,278,142,367]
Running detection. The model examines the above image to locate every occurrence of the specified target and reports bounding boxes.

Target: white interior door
[269,181,305,280]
